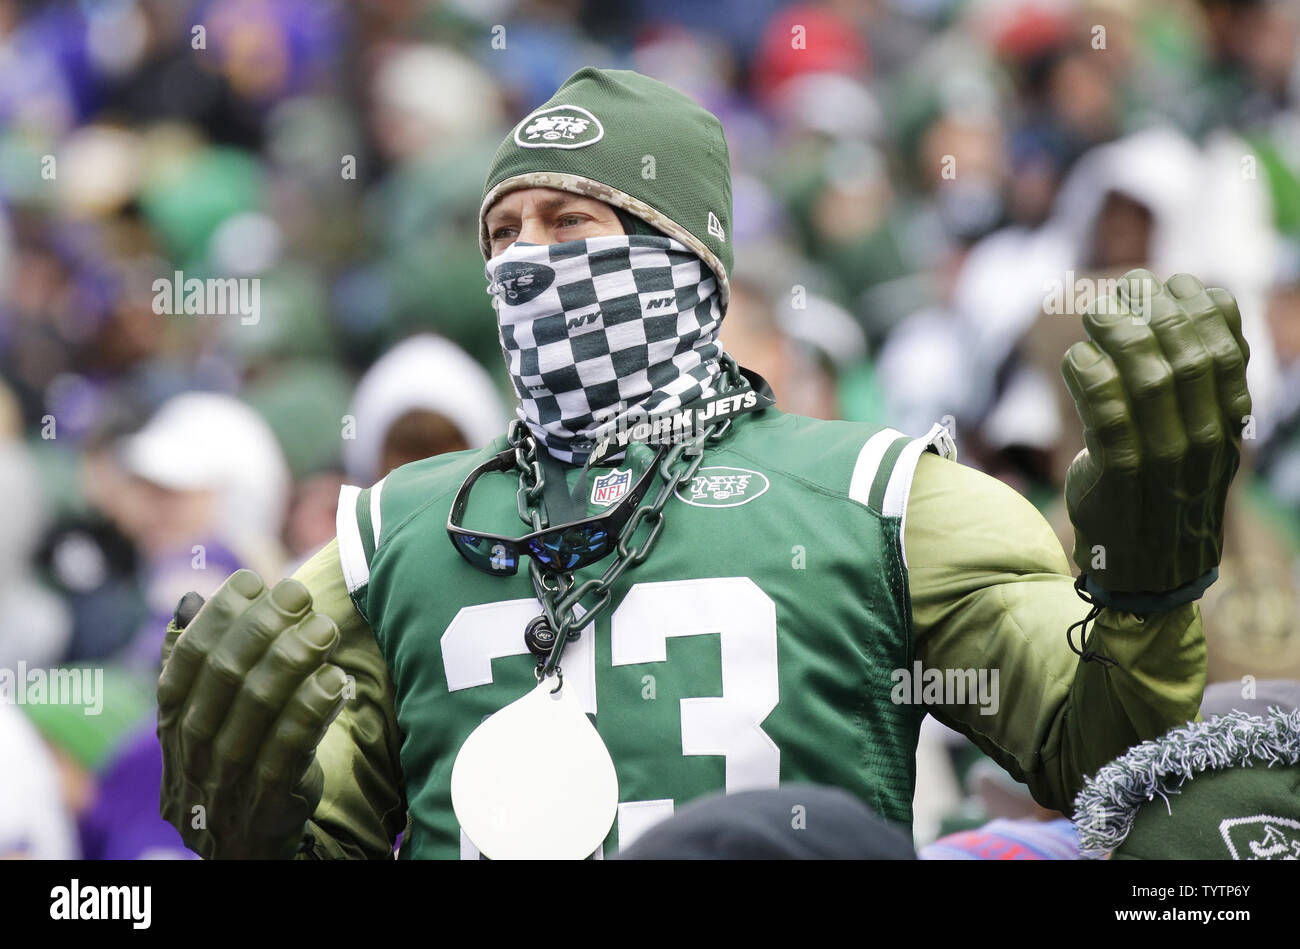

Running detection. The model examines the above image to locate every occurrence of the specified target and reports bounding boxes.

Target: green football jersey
[336,408,955,859]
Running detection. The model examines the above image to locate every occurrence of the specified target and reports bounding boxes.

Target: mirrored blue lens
[454,534,518,574]
[529,526,611,571]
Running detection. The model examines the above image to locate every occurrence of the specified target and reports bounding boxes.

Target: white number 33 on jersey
[441,577,781,857]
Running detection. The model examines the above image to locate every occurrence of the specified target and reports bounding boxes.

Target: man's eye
[557,214,585,227]
[491,226,517,240]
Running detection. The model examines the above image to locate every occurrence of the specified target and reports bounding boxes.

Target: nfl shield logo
[591,468,632,507]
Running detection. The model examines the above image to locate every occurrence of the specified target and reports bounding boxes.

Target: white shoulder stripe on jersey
[887,422,958,569]
[336,484,369,594]
[848,422,957,567]
[369,475,387,550]
[847,427,905,509]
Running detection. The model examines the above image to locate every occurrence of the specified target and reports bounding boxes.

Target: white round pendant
[451,677,619,859]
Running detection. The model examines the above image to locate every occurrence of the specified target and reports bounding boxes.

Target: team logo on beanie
[514,105,604,150]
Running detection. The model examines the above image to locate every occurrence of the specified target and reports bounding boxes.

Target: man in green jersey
[157,69,1250,859]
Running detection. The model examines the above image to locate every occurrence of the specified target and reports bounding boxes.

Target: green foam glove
[157,569,349,859]
[1061,270,1251,613]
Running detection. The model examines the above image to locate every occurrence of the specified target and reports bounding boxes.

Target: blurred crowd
[1,0,1299,859]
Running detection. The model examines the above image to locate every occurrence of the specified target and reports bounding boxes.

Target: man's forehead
[485,187,606,219]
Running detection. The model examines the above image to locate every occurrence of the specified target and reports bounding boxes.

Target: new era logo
[707,211,725,242]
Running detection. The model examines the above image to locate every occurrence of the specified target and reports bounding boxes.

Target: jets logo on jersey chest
[675,466,770,508]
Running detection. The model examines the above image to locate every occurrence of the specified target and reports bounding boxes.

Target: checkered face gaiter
[487,234,724,464]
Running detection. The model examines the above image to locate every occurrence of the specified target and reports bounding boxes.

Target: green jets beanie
[1073,708,1300,859]
[480,67,734,308]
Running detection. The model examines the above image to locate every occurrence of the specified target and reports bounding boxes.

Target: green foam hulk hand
[157,569,348,859]
[1061,270,1251,613]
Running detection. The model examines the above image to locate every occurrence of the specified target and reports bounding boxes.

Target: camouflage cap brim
[479,171,730,310]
